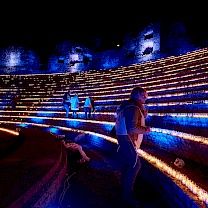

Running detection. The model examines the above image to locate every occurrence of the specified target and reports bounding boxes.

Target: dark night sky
[0,3,207,64]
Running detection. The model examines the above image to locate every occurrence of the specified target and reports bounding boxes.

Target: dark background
[0,2,207,64]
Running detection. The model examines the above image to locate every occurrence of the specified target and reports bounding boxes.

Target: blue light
[46,127,59,134]
[36,112,56,117]
[103,123,114,132]
[30,117,44,123]
[16,123,28,127]
[146,131,182,151]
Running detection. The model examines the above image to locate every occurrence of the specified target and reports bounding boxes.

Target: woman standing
[70,93,80,118]
[83,96,92,119]
[63,91,71,118]
[10,95,18,110]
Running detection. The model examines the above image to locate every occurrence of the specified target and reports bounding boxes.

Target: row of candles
[0,120,207,206]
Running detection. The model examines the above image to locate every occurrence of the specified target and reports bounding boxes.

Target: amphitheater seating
[0,125,67,208]
[0,47,207,207]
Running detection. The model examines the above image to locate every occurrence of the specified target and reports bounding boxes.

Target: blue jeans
[117,135,141,197]
[64,103,70,117]
[84,107,91,119]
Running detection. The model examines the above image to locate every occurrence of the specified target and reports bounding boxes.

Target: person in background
[115,86,151,207]
[62,139,90,163]
[63,91,71,118]
[10,94,18,110]
[83,96,92,119]
[70,92,80,118]
[91,97,95,112]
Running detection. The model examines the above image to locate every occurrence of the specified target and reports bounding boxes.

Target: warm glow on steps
[0,120,207,206]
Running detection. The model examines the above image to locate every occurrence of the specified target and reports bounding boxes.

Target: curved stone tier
[0,125,67,208]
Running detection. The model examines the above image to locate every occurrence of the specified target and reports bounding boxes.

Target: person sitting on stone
[62,139,90,163]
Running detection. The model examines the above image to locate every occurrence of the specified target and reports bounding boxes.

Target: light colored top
[84,97,92,108]
[71,94,79,110]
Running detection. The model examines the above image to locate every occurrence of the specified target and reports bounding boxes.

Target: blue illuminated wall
[0,21,203,75]
[47,41,95,74]
[46,21,200,73]
[0,46,40,74]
